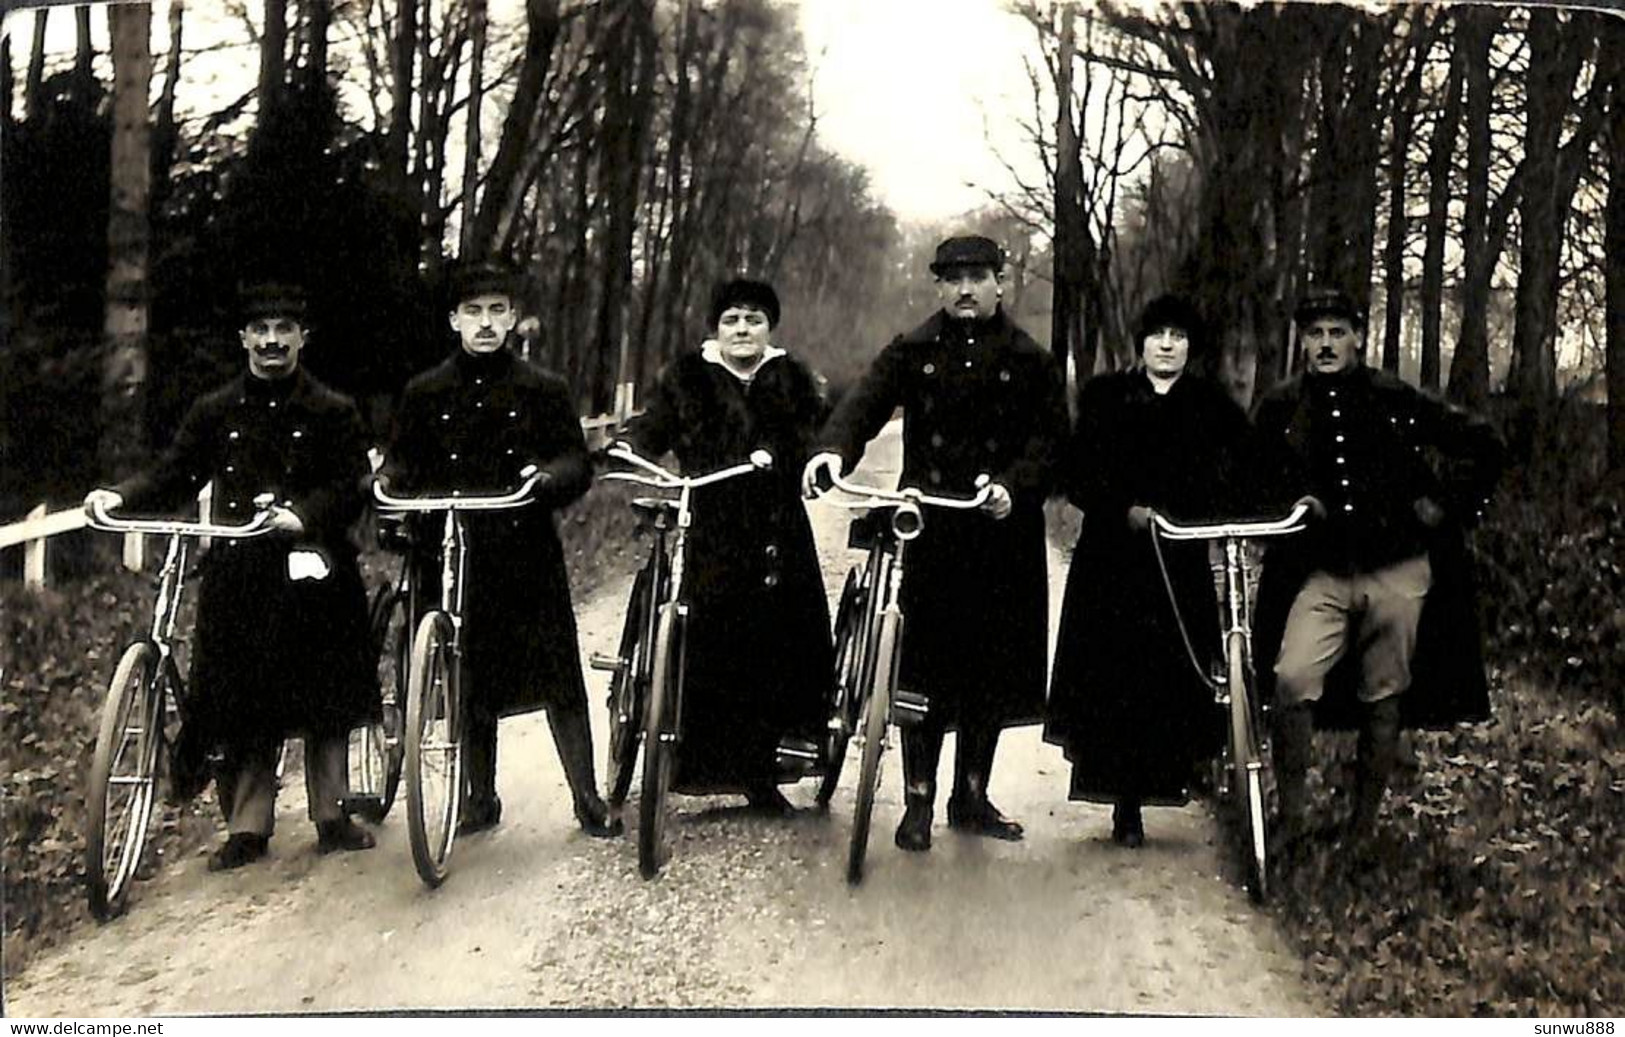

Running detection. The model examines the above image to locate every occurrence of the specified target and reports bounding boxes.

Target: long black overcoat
[1044,370,1249,804]
[116,369,378,749]
[1249,366,1504,730]
[626,345,834,791]
[382,347,592,717]
[819,309,1067,729]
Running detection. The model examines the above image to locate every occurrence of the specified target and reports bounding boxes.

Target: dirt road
[6,423,1324,1015]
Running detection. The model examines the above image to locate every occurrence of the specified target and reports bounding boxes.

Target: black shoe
[947,796,1024,841]
[894,797,933,852]
[1111,802,1145,848]
[316,818,377,855]
[207,833,269,872]
[457,794,502,836]
[745,784,796,818]
[574,793,623,838]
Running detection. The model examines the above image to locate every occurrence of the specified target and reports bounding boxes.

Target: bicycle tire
[607,564,655,810]
[847,608,899,886]
[638,604,680,880]
[86,642,162,921]
[818,569,867,808]
[405,611,461,888]
[353,585,408,821]
[1227,632,1269,903]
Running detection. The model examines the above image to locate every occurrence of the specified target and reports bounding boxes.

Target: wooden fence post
[22,503,47,589]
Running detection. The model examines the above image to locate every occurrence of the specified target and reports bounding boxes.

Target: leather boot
[946,728,1023,841]
[208,833,269,872]
[894,784,934,852]
[460,708,501,834]
[1272,703,1314,847]
[1112,798,1145,848]
[549,701,623,838]
[316,817,377,854]
[1349,698,1401,863]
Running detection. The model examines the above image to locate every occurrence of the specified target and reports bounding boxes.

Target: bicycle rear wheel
[638,604,680,880]
[607,564,654,810]
[818,569,868,808]
[86,642,163,921]
[352,585,408,821]
[1227,632,1269,903]
[405,611,461,888]
[847,608,899,886]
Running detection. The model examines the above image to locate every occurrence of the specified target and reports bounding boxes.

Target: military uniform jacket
[382,347,592,716]
[819,308,1067,728]
[115,369,378,747]
[625,343,833,790]
[1251,365,1505,728]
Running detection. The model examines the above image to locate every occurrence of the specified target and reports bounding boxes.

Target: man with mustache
[84,282,380,870]
[803,235,1067,853]
[1251,288,1502,865]
[379,259,617,838]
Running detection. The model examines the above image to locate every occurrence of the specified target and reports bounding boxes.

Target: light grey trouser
[1273,554,1432,706]
[224,732,349,837]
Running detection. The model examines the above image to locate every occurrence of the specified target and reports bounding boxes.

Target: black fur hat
[709,278,781,329]
[448,257,520,306]
[1133,294,1205,355]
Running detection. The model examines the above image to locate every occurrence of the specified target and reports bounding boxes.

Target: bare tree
[26,7,48,122]
[1448,7,1506,409]
[1380,13,1435,374]
[459,0,487,256]
[1419,20,1465,391]
[151,0,185,221]
[1605,18,1625,474]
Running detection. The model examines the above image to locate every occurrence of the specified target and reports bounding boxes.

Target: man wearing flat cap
[379,258,617,838]
[804,235,1067,852]
[85,282,380,870]
[1250,287,1502,864]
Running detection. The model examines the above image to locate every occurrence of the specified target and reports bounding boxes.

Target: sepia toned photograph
[1,0,1622,1018]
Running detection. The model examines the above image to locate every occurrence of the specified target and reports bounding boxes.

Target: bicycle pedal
[776,738,820,764]
[589,652,625,673]
[892,689,929,726]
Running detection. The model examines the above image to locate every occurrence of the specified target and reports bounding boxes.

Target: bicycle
[1147,502,1309,903]
[83,493,276,920]
[812,469,991,886]
[590,442,776,879]
[371,466,546,888]
[345,517,416,824]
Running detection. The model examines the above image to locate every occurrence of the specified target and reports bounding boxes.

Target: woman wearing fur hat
[621,278,834,814]
[1044,294,1250,847]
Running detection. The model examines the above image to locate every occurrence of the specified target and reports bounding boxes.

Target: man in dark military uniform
[804,235,1067,852]
[1252,288,1502,862]
[379,259,617,838]
[85,284,379,870]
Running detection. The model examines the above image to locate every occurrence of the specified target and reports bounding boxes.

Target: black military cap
[1133,294,1205,355]
[1293,288,1366,329]
[708,278,781,328]
[238,281,308,325]
[929,235,1004,276]
[448,257,520,305]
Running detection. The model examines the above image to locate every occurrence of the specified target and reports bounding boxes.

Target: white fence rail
[1,389,637,592]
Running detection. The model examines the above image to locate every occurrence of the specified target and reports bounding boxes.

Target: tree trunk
[1419,24,1465,391]
[75,5,95,101]
[260,0,288,127]
[1508,9,1585,413]
[1052,4,1086,387]
[1381,23,1431,375]
[1605,20,1625,474]
[305,0,331,98]
[468,0,563,257]
[102,2,155,484]
[459,0,486,257]
[387,0,417,178]
[2,33,13,134]
[151,0,185,223]
[26,7,48,122]
[1448,7,1499,409]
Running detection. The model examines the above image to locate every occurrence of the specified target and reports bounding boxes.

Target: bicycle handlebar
[373,465,547,513]
[820,469,993,512]
[87,493,279,538]
[599,443,773,491]
[1148,502,1311,542]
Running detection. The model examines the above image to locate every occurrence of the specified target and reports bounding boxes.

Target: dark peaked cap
[449,258,521,305]
[929,235,1004,275]
[1293,288,1366,329]
[238,281,308,323]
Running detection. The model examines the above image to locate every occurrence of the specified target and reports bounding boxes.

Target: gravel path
[6,423,1325,1015]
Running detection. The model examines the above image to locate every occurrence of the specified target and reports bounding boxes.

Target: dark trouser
[221,733,348,837]
[462,696,602,816]
[901,716,1002,806]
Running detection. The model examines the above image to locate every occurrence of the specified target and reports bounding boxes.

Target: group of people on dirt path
[86,231,1502,876]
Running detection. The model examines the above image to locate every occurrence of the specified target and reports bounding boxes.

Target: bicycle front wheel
[638,604,680,880]
[1227,632,1269,903]
[405,611,461,888]
[86,642,163,921]
[818,568,868,808]
[847,608,899,886]
[607,565,655,810]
